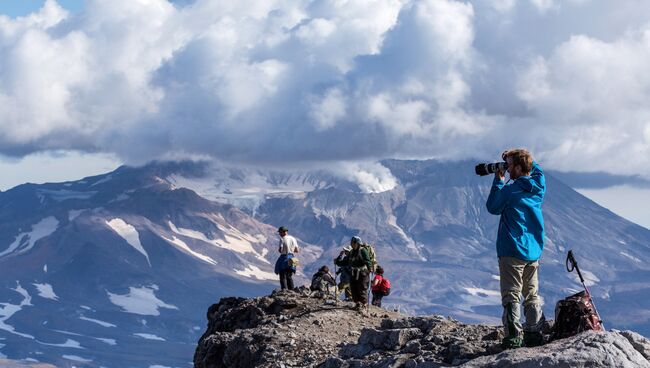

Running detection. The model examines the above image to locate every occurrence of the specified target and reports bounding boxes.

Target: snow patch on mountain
[107,285,178,316]
[387,214,423,259]
[33,283,58,301]
[0,217,59,258]
[37,189,97,202]
[38,338,82,349]
[168,220,264,258]
[62,354,92,362]
[79,316,116,328]
[459,287,501,311]
[161,235,217,265]
[312,204,352,226]
[0,283,34,339]
[96,337,117,345]
[91,174,112,187]
[621,251,642,263]
[134,333,165,341]
[105,218,151,267]
[575,270,600,287]
[167,168,326,212]
[234,265,277,281]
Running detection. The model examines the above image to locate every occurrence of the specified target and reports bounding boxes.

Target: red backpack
[379,277,391,296]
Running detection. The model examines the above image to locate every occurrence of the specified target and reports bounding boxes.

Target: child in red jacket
[371,266,390,307]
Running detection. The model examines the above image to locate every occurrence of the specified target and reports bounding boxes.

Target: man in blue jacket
[486,149,546,349]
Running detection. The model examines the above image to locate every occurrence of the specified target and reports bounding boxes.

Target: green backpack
[361,243,377,273]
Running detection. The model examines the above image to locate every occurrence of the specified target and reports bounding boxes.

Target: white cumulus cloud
[0,0,649,178]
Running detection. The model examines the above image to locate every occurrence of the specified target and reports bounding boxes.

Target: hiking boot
[501,336,523,349]
[524,331,544,347]
[352,303,361,311]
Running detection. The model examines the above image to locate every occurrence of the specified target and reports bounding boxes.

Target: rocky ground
[194,289,650,368]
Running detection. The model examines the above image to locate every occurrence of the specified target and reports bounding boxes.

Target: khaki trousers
[498,257,543,338]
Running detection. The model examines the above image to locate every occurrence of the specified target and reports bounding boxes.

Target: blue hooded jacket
[486,162,545,261]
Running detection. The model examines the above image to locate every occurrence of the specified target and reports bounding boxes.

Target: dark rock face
[195,293,650,368]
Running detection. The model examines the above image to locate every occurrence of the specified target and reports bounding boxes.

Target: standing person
[371,266,387,307]
[335,236,371,311]
[274,226,299,291]
[486,149,546,349]
[336,246,353,301]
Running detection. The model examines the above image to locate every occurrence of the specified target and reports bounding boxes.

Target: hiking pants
[350,271,369,305]
[498,257,543,338]
[279,270,295,290]
[371,291,383,307]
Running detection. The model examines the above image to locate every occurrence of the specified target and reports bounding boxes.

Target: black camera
[475,162,508,176]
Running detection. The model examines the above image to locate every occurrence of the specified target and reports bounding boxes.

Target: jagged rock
[359,328,423,351]
[195,293,650,368]
[461,330,650,367]
[618,330,650,361]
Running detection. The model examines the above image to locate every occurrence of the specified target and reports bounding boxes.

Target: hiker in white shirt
[276,226,299,290]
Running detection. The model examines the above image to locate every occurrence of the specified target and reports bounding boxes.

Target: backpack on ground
[552,290,604,339]
[361,243,377,273]
[380,277,391,296]
[552,250,605,340]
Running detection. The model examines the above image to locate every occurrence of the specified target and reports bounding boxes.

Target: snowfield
[33,283,58,301]
[106,218,151,266]
[134,333,166,341]
[161,235,217,265]
[79,316,116,328]
[107,285,178,316]
[235,265,277,281]
[0,217,59,258]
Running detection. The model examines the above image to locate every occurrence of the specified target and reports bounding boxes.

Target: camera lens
[475,162,508,176]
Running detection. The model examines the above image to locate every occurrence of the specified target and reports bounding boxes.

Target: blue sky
[0,0,649,229]
[0,0,83,17]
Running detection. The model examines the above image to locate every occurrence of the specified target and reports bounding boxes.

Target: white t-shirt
[278,235,299,255]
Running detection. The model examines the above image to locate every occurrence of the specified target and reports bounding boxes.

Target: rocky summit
[194,291,650,368]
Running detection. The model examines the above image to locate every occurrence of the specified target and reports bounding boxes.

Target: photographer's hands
[497,150,508,181]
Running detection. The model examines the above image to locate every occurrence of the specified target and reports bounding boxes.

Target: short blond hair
[505,149,533,174]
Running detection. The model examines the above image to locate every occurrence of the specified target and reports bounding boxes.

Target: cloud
[515,30,650,175]
[0,0,650,178]
[339,161,398,193]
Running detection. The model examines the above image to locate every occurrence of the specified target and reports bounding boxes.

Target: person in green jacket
[335,236,371,311]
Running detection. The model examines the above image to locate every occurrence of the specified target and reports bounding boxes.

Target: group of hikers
[275,229,391,310]
[274,148,547,349]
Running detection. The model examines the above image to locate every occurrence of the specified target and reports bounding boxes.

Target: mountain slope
[1,159,649,366]
[173,159,650,330]
[0,163,319,367]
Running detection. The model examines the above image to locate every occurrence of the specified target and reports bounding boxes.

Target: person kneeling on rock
[335,236,372,311]
[310,265,336,297]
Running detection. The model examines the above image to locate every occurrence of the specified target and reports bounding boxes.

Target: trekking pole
[334,262,339,305]
[566,250,605,330]
[367,270,373,315]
